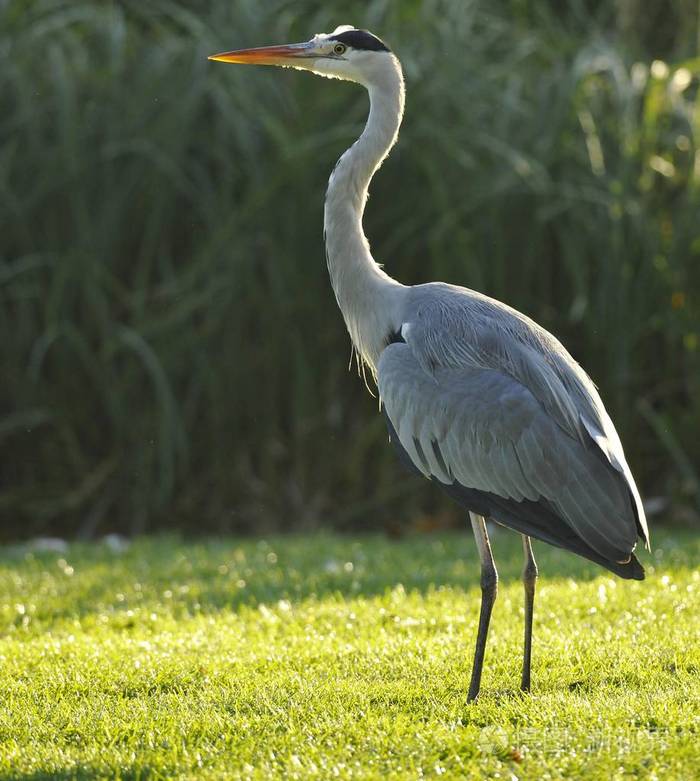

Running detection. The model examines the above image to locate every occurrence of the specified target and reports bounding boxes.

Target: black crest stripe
[334,29,390,52]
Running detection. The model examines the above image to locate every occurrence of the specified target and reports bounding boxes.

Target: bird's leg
[467,512,498,703]
[521,535,538,693]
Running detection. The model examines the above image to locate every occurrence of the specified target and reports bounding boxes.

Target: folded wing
[378,338,645,577]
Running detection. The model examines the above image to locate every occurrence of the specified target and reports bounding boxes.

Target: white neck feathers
[323,54,406,373]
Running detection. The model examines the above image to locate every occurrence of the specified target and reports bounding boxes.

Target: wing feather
[399,283,649,550]
[378,340,641,563]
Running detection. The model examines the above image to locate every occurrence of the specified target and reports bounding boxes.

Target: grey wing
[378,341,642,567]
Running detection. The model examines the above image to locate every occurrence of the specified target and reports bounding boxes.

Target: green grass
[1,0,699,536]
[1,530,698,779]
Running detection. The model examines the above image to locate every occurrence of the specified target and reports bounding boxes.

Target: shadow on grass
[0,528,696,631]
[0,769,173,781]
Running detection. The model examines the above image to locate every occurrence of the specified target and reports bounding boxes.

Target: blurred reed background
[1,0,698,539]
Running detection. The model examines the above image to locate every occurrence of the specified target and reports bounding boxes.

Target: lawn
[0,529,698,780]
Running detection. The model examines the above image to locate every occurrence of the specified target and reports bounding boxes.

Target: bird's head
[209,25,394,87]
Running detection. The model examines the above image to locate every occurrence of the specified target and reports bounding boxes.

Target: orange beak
[208,42,316,67]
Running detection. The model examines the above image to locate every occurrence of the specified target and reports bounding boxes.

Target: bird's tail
[438,479,646,580]
[601,552,645,580]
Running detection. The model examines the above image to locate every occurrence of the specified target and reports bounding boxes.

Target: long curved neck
[324,56,406,372]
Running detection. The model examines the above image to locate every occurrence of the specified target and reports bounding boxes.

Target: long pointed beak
[208,42,315,67]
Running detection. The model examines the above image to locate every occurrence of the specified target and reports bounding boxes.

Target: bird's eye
[333,43,347,55]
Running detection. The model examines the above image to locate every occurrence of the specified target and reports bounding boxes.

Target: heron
[210,26,650,701]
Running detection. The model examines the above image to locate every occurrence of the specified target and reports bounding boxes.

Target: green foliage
[0,530,699,778]
[1,0,699,536]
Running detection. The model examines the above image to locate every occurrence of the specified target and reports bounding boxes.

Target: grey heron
[210,26,650,701]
